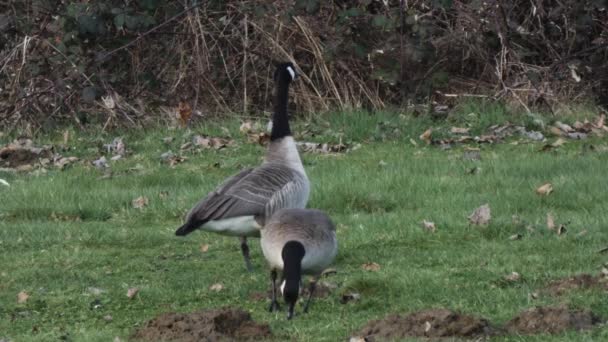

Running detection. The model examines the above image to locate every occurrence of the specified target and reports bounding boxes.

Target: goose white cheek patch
[286,66,295,81]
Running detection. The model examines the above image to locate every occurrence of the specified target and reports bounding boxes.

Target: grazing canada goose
[261,208,338,320]
[175,62,309,272]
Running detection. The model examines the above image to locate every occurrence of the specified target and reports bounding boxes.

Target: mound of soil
[505,306,601,335]
[0,139,51,168]
[544,274,608,296]
[354,308,494,340]
[131,307,271,342]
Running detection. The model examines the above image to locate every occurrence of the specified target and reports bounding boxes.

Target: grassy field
[1,106,608,341]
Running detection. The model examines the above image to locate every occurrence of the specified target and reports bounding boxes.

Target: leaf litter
[468,204,491,226]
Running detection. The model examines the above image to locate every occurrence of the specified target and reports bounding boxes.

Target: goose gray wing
[185,163,307,226]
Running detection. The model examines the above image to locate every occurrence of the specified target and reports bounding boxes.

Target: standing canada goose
[175,62,309,272]
[260,208,338,320]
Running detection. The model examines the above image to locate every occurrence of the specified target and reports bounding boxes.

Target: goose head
[274,62,298,83]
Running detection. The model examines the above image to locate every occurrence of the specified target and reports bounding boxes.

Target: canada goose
[175,62,309,272]
[260,208,338,319]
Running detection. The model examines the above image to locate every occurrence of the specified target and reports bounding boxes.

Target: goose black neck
[282,241,304,303]
[271,77,292,141]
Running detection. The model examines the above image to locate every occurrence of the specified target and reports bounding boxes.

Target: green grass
[2,107,608,341]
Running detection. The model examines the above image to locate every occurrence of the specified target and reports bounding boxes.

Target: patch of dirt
[131,307,271,342]
[0,139,52,168]
[505,306,601,334]
[354,308,494,340]
[544,274,608,296]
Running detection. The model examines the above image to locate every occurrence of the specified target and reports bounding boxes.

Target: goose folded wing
[187,164,297,224]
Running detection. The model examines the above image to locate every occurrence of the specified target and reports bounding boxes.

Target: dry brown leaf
[536,183,553,196]
[450,127,470,134]
[468,204,491,225]
[549,126,565,136]
[555,121,574,133]
[419,128,432,144]
[126,287,139,299]
[361,262,381,272]
[54,156,79,169]
[209,283,224,292]
[17,291,30,303]
[177,101,192,127]
[504,271,521,282]
[200,244,209,253]
[421,220,436,233]
[132,196,149,209]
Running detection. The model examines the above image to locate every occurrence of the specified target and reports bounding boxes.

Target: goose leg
[239,236,253,272]
[303,278,317,314]
[268,269,281,312]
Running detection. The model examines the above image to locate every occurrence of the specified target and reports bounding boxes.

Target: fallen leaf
[529,292,539,300]
[92,156,108,169]
[468,204,491,225]
[0,178,9,187]
[575,229,588,238]
[340,292,361,304]
[239,121,254,134]
[555,121,574,133]
[162,137,174,144]
[536,183,553,196]
[54,156,79,169]
[547,213,555,230]
[209,283,224,292]
[103,315,113,322]
[450,127,470,134]
[409,138,418,147]
[177,101,192,127]
[549,126,565,136]
[419,128,432,144]
[200,244,209,253]
[126,287,139,299]
[508,234,522,241]
[17,291,29,303]
[504,271,521,282]
[421,220,436,233]
[361,262,381,272]
[132,196,149,209]
[557,224,567,236]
